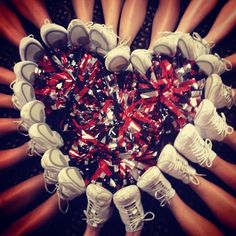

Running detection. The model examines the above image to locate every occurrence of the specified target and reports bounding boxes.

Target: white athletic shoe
[113,185,154,232]
[11,80,36,110]
[174,123,216,167]
[153,32,185,56]
[84,184,113,228]
[28,123,64,156]
[89,23,118,56]
[13,61,38,84]
[137,166,175,207]
[204,74,235,109]
[178,32,214,61]
[19,35,45,62]
[105,43,130,72]
[41,148,70,193]
[67,19,92,47]
[130,49,152,75]
[57,167,85,213]
[19,100,46,131]
[40,21,68,49]
[194,99,234,141]
[196,53,232,76]
[158,144,199,185]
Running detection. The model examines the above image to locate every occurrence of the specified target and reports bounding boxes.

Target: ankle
[84,225,100,236]
[125,230,142,236]
[223,130,236,144]
[207,155,222,171]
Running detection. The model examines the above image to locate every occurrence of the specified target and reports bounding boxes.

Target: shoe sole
[89,28,109,51]
[178,38,191,60]
[68,24,89,46]
[153,44,173,56]
[106,55,129,72]
[43,30,68,48]
[41,149,68,168]
[130,54,147,75]
[14,61,37,83]
[14,82,35,108]
[196,60,214,76]
[21,101,45,124]
[30,124,59,147]
[58,168,85,191]
[21,42,45,62]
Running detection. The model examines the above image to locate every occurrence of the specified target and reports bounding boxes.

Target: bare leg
[83,225,101,236]
[223,131,236,151]
[207,155,236,190]
[83,222,141,236]
[2,193,59,236]
[176,0,218,33]
[0,67,16,85]
[119,0,148,46]
[0,142,29,170]
[12,0,51,28]
[101,0,124,35]
[72,0,95,22]
[0,3,27,46]
[190,176,236,231]
[169,194,223,236]
[149,0,180,49]
[0,93,14,109]
[225,53,236,69]
[0,174,45,217]
[11,0,33,23]
[125,231,141,236]
[204,0,236,44]
[0,118,19,136]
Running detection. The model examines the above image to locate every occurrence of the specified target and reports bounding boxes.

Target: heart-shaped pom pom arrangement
[33,45,205,192]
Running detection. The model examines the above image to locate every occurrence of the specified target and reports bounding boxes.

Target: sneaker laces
[11,95,21,110]
[214,53,232,71]
[221,84,234,108]
[43,169,59,193]
[26,140,43,157]
[190,136,214,167]
[10,79,17,90]
[122,202,154,231]
[222,59,232,71]
[154,181,174,207]
[192,32,215,49]
[16,120,29,136]
[83,200,106,226]
[166,159,201,185]
[56,183,69,214]
[209,111,234,139]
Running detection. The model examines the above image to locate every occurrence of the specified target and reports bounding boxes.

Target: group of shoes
[15,19,236,111]
[9,19,236,232]
[17,19,233,75]
[39,98,233,232]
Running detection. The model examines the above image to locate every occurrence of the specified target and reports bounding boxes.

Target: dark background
[0,0,235,235]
